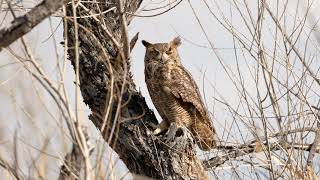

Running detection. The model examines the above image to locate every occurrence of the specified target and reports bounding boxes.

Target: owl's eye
[166,48,173,54]
[150,48,159,56]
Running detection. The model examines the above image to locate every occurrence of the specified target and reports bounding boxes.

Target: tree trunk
[63,0,209,179]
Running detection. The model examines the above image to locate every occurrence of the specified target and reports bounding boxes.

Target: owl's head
[142,37,181,64]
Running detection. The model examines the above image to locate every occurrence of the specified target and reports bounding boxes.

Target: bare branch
[130,32,139,52]
[204,141,317,169]
[116,0,130,60]
[0,0,65,50]
[0,157,21,180]
[58,144,82,180]
[306,112,320,168]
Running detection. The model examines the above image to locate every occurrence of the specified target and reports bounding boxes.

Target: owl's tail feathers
[191,121,217,151]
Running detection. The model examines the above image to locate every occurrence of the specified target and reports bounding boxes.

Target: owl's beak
[160,53,169,62]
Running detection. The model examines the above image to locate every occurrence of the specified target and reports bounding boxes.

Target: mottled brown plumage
[142,37,217,150]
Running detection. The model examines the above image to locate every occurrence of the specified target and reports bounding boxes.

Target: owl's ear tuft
[171,36,181,47]
[142,40,152,48]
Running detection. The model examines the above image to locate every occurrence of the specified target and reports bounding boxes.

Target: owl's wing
[169,66,210,121]
[169,66,217,150]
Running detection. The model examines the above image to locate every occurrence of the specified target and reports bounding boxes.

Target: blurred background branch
[0,0,65,50]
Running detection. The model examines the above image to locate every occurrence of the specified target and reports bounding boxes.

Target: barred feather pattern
[143,38,217,150]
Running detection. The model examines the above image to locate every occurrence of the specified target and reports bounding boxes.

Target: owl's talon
[153,128,162,135]
[165,122,178,142]
[146,122,164,136]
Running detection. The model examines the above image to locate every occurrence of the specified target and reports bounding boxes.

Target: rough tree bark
[0,0,65,50]
[62,0,209,179]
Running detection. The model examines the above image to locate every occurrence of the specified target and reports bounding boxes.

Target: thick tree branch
[204,141,318,169]
[306,114,320,168]
[58,144,82,180]
[0,0,64,50]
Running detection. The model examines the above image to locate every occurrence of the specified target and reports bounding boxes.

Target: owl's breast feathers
[145,61,211,121]
[145,61,171,82]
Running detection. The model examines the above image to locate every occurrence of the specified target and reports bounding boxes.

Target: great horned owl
[142,37,217,150]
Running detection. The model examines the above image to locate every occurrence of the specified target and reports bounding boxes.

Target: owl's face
[142,37,181,64]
